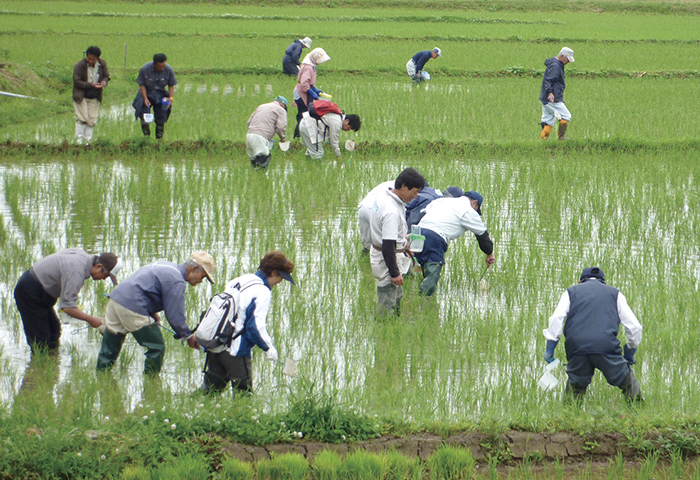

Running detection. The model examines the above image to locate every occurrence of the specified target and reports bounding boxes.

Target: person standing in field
[201,251,295,394]
[96,251,215,376]
[14,249,122,353]
[406,47,441,84]
[72,46,110,145]
[299,107,361,161]
[132,53,177,140]
[368,168,427,316]
[414,191,495,296]
[358,180,395,253]
[246,96,288,169]
[282,37,312,76]
[542,266,643,402]
[293,48,331,138]
[539,47,574,141]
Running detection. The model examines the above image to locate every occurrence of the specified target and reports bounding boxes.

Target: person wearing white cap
[246,96,288,169]
[293,48,331,138]
[406,47,441,84]
[282,37,312,76]
[201,250,295,394]
[96,251,216,375]
[14,249,122,353]
[539,47,575,141]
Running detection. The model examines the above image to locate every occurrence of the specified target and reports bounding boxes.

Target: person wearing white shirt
[358,180,394,252]
[542,266,643,402]
[368,168,426,316]
[415,191,495,296]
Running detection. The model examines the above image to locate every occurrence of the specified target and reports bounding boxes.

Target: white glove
[97,324,106,335]
[265,346,278,363]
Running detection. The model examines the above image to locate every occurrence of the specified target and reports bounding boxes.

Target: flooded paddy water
[1,150,699,425]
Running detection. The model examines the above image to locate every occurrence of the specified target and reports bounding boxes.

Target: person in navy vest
[406,47,441,84]
[542,266,643,402]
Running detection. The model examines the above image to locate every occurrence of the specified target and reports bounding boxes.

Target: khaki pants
[74,99,100,127]
[104,299,154,334]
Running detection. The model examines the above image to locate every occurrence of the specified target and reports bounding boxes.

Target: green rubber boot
[419,262,444,296]
[96,329,127,372]
[132,323,166,375]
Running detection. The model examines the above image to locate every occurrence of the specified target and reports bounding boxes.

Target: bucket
[408,225,425,253]
[143,107,154,123]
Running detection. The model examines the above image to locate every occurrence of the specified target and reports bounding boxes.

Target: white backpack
[194,277,262,353]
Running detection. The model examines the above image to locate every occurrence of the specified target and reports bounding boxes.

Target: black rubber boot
[419,262,443,296]
[564,379,587,404]
[155,124,164,139]
[141,121,151,137]
[620,369,643,403]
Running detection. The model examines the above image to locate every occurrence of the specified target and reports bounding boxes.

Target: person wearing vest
[72,46,110,145]
[542,267,643,402]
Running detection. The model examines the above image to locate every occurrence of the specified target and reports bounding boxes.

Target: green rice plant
[151,454,210,480]
[120,465,153,480]
[427,445,476,480]
[219,457,255,480]
[256,453,310,480]
[311,450,342,480]
[338,450,384,480]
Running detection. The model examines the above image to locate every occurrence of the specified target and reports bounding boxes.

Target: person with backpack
[282,37,312,76]
[406,47,441,84]
[246,96,288,169]
[96,251,216,376]
[293,48,331,138]
[200,251,295,394]
[414,191,495,296]
[299,100,361,161]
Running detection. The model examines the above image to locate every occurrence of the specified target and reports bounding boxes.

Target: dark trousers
[96,323,165,375]
[294,97,308,138]
[203,351,252,393]
[14,269,61,352]
[132,90,172,125]
[566,353,630,389]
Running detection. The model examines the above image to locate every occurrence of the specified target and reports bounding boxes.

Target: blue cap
[279,270,296,285]
[275,96,288,108]
[465,191,483,215]
[580,266,605,282]
[442,187,464,198]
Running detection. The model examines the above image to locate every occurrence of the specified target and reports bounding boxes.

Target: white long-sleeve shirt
[543,289,642,349]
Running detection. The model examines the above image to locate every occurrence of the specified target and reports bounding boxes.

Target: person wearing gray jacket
[246,96,288,169]
[542,266,643,402]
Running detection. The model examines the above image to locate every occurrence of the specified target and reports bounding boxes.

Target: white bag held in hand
[194,277,262,353]
[344,139,356,152]
[279,141,290,152]
[537,359,561,391]
[143,107,154,123]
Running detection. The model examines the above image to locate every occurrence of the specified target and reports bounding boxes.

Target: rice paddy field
[1,0,700,478]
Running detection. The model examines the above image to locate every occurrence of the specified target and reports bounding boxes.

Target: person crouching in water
[201,251,295,394]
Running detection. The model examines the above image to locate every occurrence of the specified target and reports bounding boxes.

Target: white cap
[301,37,312,48]
[558,47,575,62]
[433,47,442,57]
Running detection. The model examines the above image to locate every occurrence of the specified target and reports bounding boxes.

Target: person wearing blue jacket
[539,47,574,140]
[96,251,215,375]
[282,37,312,75]
[542,267,643,402]
[201,251,295,394]
[406,47,441,84]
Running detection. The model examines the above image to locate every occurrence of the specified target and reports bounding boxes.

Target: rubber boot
[83,126,94,145]
[75,123,86,144]
[96,329,127,371]
[558,120,569,141]
[141,120,151,137]
[419,262,443,297]
[620,369,643,403]
[564,379,587,404]
[540,123,552,140]
[155,124,164,140]
[131,323,166,375]
[251,154,271,169]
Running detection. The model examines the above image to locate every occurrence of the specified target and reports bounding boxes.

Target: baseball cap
[275,95,288,108]
[465,191,483,215]
[278,270,296,286]
[190,251,216,284]
[97,252,122,285]
[580,266,605,282]
[442,186,464,198]
[559,47,575,62]
[301,37,312,48]
[433,47,442,57]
